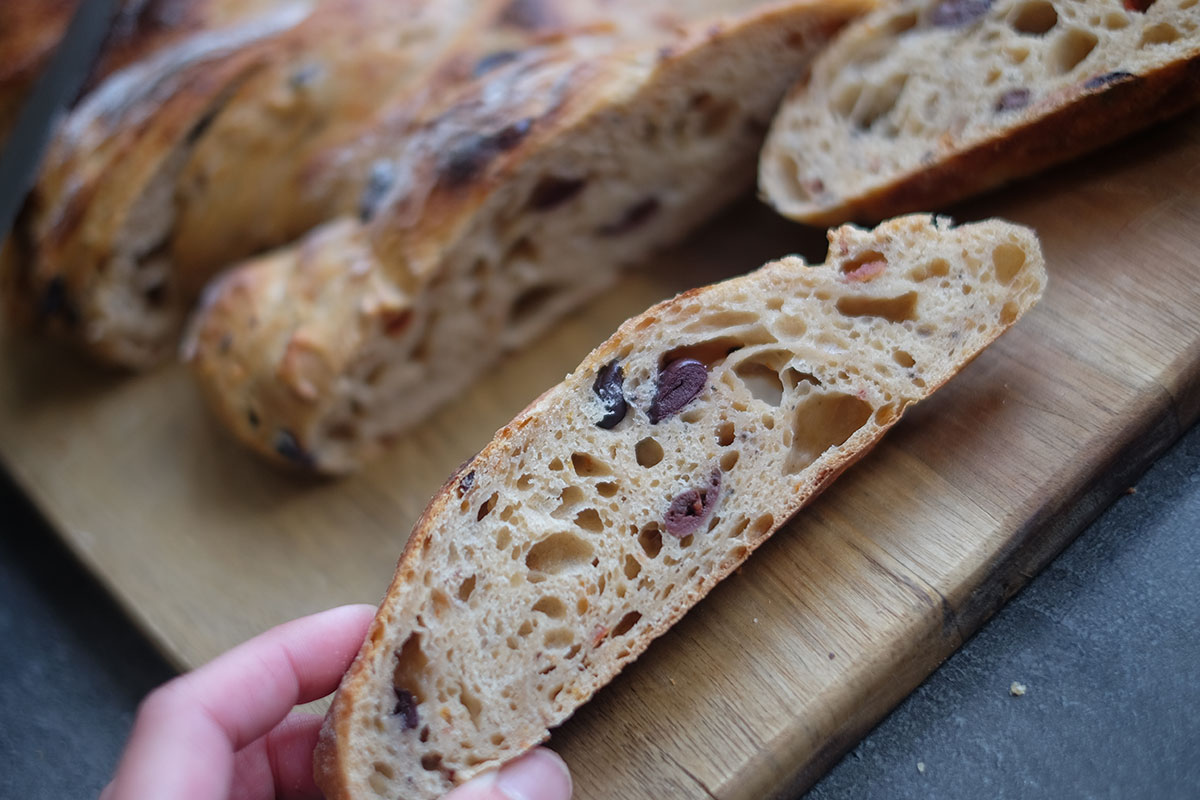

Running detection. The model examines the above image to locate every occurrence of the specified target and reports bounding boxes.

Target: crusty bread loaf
[5,0,789,369]
[759,0,1200,225]
[312,214,1046,800]
[6,0,479,368]
[184,0,871,474]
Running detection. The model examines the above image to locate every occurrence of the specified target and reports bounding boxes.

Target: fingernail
[495,748,573,800]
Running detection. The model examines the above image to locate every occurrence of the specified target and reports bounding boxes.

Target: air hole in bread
[720,450,740,471]
[844,251,892,280]
[543,628,575,649]
[516,473,534,491]
[517,620,534,637]
[460,686,483,723]
[750,514,774,539]
[553,486,585,518]
[510,284,560,324]
[1000,301,1021,326]
[850,73,908,131]
[638,524,663,558]
[835,292,919,323]
[574,508,604,533]
[684,309,763,331]
[612,611,642,637]
[894,349,916,368]
[571,452,610,477]
[495,528,512,551]
[784,392,873,474]
[1140,22,1180,45]
[420,753,444,772]
[635,437,665,467]
[734,360,786,406]
[716,420,736,446]
[875,403,900,425]
[532,596,566,618]
[1009,0,1058,34]
[1004,44,1031,64]
[547,457,564,471]
[662,334,763,371]
[623,554,641,580]
[525,532,594,575]
[761,413,776,430]
[679,407,705,424]
[477,492,499,521]
[784,367,822,390]
[992,243,1028,284]
[596,481,618,497]
[457,575,477,602]
[1053,28,1098,73]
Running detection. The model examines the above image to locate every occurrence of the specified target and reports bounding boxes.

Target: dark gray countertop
[3,423,1197,799]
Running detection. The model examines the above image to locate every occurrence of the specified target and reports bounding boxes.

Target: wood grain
[1,110,1197,798]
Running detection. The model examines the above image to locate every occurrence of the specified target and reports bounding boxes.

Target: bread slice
[759,0,1200,225]
[312,214,1046,799]
[184,0,872,474]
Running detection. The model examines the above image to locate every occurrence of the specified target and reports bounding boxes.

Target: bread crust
[313,215,1047,799]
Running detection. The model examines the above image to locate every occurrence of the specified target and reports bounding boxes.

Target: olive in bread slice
[313,214,1047,800]
[759,0,1200,225]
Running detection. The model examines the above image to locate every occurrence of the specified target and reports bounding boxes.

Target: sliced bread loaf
[5,0,480,368]
[759,0,1200,225]
[312,214,1047,800]
[184,0,871,473]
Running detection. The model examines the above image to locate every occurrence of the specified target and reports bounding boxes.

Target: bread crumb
[917,761,926,774]
[1125,486,1137,495]
[1010,681,1027,696]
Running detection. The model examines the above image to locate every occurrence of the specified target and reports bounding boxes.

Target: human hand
[101,604,572,800]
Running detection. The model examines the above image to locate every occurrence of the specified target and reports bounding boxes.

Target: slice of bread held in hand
[759,0,1200,225]
[185,0,873,474]
[313,214,1047,800]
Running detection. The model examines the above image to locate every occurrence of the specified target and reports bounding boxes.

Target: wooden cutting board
[2,111,1198,799]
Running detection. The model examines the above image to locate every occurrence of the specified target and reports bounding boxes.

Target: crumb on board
[1010,681,1027,696]
[1125,486,1138,495]
[917,761,926,774]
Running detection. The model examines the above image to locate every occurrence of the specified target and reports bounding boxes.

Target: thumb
[442,747,572,800]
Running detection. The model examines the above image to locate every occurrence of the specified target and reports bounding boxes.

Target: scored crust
[759,0,1200,225]
[185,0,871,474]
[313,214,1047,800]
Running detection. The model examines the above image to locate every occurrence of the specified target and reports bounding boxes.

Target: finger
[178,603,376,749]
[443,748,573,800]
[230,713,326,800]
[105,605,375,800]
